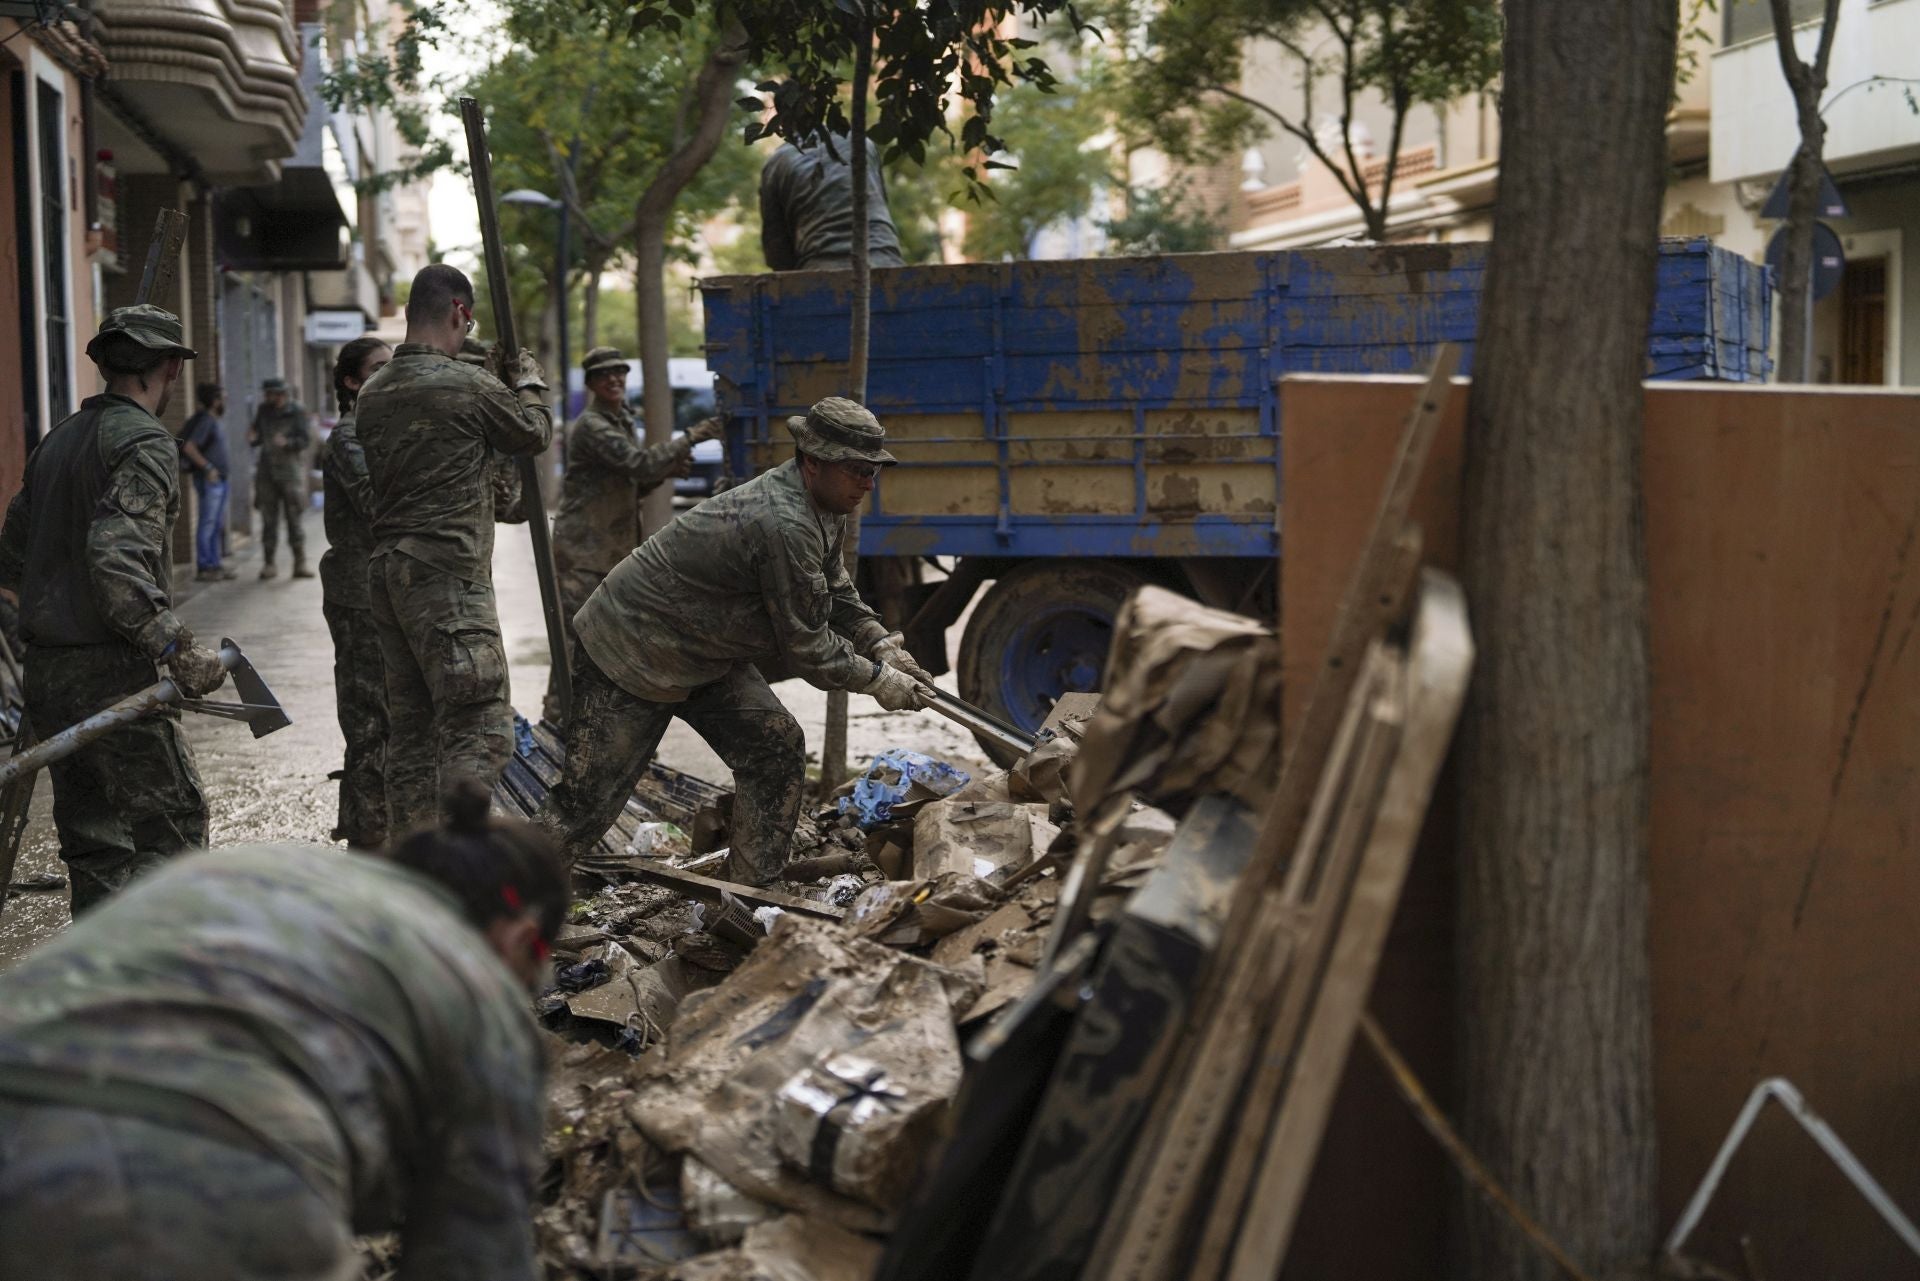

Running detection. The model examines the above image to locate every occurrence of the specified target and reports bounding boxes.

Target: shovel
[0,638,290,792]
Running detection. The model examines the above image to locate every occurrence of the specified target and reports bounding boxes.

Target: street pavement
[0,508,990,964]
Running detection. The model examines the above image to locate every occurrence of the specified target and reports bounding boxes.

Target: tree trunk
[633,21,748,537]
[583,254,603,351]
[1456,1,1673,1277]
[1767,0,1840,383]
[819,15,875,792]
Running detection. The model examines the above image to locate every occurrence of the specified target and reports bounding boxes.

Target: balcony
[90,0,305,185]
[1711,0,1920,184]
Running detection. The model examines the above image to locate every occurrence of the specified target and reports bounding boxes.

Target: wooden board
[1277,376,1920,1280]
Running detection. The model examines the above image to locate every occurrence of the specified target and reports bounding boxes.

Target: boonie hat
[85,305,196,361]
[786,396,897,466]
[456,336,492,366]
[262,377,288,392]
[581,346,630,376]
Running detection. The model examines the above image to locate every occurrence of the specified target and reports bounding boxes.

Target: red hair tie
[501,885,524,910]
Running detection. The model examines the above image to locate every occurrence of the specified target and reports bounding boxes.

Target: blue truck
[700,239,1770,760]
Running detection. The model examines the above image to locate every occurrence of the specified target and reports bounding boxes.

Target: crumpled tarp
[627,917,982,1231]
[1069,585,1282,821]
[838,749,970,827]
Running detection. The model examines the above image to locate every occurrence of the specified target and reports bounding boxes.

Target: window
[1725,0,1829,46]
[35,78,69,423]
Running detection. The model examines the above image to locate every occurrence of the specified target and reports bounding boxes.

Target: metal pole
[460,97,572,714]
[556,198,571,424]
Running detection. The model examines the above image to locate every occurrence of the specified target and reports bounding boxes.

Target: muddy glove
[863,661,935,712]
[167,636,227,699]
[489,346,549,402]
[872,632,936,686]
[686,416,724,445]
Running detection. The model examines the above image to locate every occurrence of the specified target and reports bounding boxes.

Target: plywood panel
[1277,374,1920,1279]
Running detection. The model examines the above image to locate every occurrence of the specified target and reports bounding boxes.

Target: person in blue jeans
[179,382,235,581]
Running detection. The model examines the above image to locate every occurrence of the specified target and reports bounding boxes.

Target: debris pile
[516,688,1186,1279]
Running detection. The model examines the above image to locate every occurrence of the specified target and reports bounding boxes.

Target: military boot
[292,557,315,580]
[260,561,278,581]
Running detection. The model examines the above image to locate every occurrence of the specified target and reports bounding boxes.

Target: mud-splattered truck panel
[699,241,1769,756]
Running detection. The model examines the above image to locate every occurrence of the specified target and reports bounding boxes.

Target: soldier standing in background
[356,263,553,834]
[542,345,720,722]
[0,306,227,914]
[319,335,394,849]
[248,376,314,581]
[759,130,906,272]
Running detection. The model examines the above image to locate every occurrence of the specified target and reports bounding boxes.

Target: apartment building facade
[1228,0,1919,387]
[0,0,430,558]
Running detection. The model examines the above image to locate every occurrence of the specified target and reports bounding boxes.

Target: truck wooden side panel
[699,241,1770,562]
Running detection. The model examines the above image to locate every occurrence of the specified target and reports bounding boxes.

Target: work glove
[167,636,228,699]
[687,416,724,445]
[489,345,549,393]
[863,661,935,712]
[872,632,936,686]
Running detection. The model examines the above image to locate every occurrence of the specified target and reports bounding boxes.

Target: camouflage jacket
[355,343,553,585]
[250,400,313,488]
[0,393,184,656]
[551,402,689,578]
[0,843,545,1279]
[759,134,905,272]
[575,457,889,701]
[319,412,375,609]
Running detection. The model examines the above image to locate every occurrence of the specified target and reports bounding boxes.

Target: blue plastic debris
[513,711,535,760]
[839,749,970,827]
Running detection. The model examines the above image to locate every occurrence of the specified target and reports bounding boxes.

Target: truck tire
[956,560,1154,767]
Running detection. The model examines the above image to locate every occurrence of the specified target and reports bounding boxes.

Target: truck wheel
[956,560,1153,767]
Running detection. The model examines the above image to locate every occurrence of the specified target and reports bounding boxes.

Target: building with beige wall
[1227,0,1919,388]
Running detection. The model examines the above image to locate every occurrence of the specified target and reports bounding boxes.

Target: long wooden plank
[1085,645,1400,1281]
[1191,661,1408,1278]
[626,862,844,922]
[1222,573,1475,1279]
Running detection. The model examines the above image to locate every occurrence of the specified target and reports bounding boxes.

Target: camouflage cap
[84,304,196,361]
[581,346,630,376]
[787,396,897,466]
[457,336,493,366]
[262,377,288,393]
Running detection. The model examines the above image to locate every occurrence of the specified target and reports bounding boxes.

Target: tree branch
[1203,81,1368,215]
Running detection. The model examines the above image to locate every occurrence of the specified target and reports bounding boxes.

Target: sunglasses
[456,299,476,336]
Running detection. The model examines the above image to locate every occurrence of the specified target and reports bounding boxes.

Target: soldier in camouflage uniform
[319,336,395,849]
[458,336,533,525]
[541,345,721,722]
[0,785,566,1281]
[248,376,314,580]
[535,397,936,885]
[0,306,227,914]
[356,264,553,834]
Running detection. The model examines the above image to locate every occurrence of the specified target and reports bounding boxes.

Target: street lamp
[501,188,569,419]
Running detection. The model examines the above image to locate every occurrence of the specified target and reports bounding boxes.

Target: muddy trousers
[534,646,805,885]
[540,566,603,725]
[0,1101,356,1281]
[368,550,514,837]
[323,600,388,848]
[22,642,208,915]
[255,477,307,566]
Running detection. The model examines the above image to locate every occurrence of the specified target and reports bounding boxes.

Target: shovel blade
[218,638,292,738]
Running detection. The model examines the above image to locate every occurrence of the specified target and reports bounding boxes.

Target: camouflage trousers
[534,645,804,885]
[255,475,307,564]
[22,642,207,914]
[323,600,388,849]
[368,550,512,837]
[0,1100,356,1281]
[540,565,603,724]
